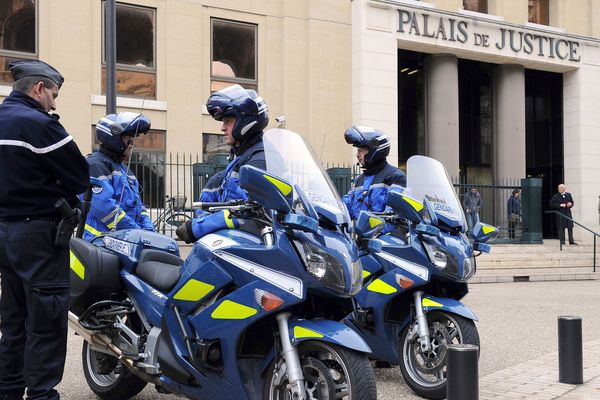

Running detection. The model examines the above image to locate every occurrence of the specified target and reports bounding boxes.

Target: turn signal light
[254,289,284,311]
[395,274,415,289]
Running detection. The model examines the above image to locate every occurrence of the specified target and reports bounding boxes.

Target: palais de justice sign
[397,9,580,62]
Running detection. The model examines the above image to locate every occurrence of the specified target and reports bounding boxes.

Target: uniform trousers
[0,219,69,400]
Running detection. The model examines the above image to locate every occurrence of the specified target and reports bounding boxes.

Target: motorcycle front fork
[276,312,306,400]
[412,291,432,352]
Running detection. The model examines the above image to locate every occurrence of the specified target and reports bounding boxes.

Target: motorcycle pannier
[69,237,122,315]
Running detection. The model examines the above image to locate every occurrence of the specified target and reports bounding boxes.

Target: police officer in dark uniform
[176,84,268,243]
[0,60,89,400]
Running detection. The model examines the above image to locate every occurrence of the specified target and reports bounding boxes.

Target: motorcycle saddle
[136,249,183,293]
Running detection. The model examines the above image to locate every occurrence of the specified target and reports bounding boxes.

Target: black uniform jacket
[549,191,574,228]
[0,90,89,219]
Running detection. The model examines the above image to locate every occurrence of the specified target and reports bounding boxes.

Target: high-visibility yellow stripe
[211,300,257,320]
[85,224,102,237]
[403,196,424,212]
[362,270,371,278]
[369,217,383,228]
[294,326,324,339]
[367,279,397,295]
[263,175,292,196]
[107,210,125,229]
[223,210,235,229]
[141,211,149,216]
[482,225,497,235]
[173,279,215,302]
[422,298,443,308]
[70,250,85,280]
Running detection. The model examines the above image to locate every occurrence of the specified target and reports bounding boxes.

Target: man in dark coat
[549,183,576,245]
[0,60,89,400]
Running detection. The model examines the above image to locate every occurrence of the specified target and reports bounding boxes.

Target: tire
[165,212,191,229]
[82,341,147,400]
[264,341,377,400]
[399,310,479,400]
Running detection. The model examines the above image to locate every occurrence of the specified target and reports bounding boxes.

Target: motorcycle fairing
[422,295,478,321]
[287,318,371,353]
[121,271,167,328]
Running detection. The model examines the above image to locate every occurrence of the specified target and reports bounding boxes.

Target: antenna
[110,96,147,231]
[319,130,327,161]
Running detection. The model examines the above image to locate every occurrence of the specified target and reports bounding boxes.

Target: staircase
[472,240,600,283]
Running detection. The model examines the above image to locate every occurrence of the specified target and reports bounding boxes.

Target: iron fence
[129,154,521,241]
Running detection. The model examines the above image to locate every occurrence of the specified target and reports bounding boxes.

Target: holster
[55,211,81,249]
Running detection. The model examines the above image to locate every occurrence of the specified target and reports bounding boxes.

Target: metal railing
[545,210,599,272]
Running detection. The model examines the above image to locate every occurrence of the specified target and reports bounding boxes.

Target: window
[463,0,487,13]
[102,2,156,98]
[0,0,37,85]
[202,133,230,165]
[211,18,257,91]
[528,0,549,25]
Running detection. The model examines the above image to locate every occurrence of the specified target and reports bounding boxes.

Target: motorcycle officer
[82,112,155,241]
[0,60,89,400]
[342,125,406,220]
[176,84,269,243]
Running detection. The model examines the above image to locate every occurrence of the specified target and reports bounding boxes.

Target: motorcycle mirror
[239,165,293,213]
[415,223,440,237]
[473,242,492,253]
[387,191,424,224]
[282,214,319,234]
[471,222,499,243]
[361,238,382,253]
[354,211,385,239]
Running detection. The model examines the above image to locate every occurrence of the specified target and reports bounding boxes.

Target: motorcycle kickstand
[276,312,306,400]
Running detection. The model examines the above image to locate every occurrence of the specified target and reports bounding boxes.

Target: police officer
[82,112,155,241]
[0,60,89,400]
[342,125,406,220]
[176,84,268,243]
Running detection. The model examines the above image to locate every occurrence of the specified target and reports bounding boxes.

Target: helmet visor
[343,127,366,147]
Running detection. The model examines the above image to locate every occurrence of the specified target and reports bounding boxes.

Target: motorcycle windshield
[263,129,350,225]
[406,155,467,227]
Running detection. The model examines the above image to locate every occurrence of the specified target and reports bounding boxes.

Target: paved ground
[56,279,600,399]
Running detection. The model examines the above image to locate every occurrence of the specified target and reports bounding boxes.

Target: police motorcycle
[344,155,498,399]
[67,128,377,400]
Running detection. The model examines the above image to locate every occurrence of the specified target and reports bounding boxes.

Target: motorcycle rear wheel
[399,310,479,400]
[82,341,147,400]
[264,341,377,400]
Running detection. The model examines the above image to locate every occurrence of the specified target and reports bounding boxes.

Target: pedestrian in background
[0,60,89,400]
[463,186,482,233]
[507,189,521,239]
[549,183,577,245]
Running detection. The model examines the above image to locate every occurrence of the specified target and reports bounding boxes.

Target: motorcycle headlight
[294,240,346,293]
[423,242,459,277]
[463,256,476,281]
[350,259,363,295]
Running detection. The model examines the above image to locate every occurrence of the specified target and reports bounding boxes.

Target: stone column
[494,64,526,182]
[425,54,459,176]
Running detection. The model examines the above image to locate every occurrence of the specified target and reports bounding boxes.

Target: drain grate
[513,275,530,282]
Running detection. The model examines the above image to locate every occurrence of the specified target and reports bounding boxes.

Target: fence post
[446,343,479,400]
[521,178,543,244]
[558,315,583,384]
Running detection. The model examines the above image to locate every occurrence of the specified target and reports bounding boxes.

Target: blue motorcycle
[344,155,497,399]
[68,129,377,400]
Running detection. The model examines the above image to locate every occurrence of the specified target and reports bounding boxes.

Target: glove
[176,220,196,244]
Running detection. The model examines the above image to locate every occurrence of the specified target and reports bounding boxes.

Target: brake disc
[413,321,450,375]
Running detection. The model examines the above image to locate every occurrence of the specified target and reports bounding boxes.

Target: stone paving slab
[480,337,600,399]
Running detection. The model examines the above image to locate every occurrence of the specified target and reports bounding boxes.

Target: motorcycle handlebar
[191,200,245,210]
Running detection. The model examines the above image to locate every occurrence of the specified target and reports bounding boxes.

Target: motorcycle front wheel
[264,341,377,400]
[399,310,479,400]
[82,341,147,400]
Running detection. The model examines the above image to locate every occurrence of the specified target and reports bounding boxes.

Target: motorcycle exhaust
[68,311,162,386]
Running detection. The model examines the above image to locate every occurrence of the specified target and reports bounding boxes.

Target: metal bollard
[447,343,479,400]
[558,315,583,384]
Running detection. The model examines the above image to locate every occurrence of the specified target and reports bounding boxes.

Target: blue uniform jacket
[343,162,406,221]
[83,149,153,241]
[191,139,265,239]
[0,91,89,218]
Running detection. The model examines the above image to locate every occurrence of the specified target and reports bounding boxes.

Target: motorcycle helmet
[344,125,391,168]
[206,84,269,141]
[95,112,151,154]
